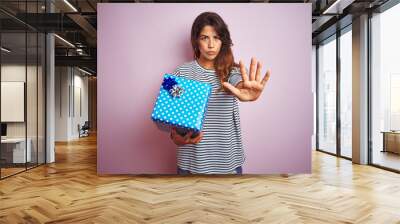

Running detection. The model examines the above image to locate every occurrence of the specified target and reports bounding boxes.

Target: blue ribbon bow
[162,77,178,92]
[162,77,184,98]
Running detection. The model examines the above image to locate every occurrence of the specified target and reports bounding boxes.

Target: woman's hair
[191,12,239,91]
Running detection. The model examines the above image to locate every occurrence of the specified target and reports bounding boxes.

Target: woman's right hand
[170,128,203,146]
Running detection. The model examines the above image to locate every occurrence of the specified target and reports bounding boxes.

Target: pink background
[97,3,312,174]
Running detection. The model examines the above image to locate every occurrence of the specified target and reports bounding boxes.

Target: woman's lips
[207,51,216,55]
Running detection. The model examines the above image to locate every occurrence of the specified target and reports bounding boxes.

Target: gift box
[151,74,212,135]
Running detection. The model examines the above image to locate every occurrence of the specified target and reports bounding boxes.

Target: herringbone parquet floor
[1,134,400,224]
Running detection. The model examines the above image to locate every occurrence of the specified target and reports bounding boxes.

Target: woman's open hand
[222,57,271,102]
[170,127,203,146]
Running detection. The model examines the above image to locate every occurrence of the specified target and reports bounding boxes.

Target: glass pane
[340,29,352,158]
[38,32,45,165]
[371,3,400,171]
[318,36,337,154]
[1,31,27,177]
[0,1,46,179]
[27,31,38,169]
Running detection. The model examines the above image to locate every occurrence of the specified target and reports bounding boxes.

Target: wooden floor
[1,134,400,223]
[1,167,26,178]
[373,150,400,171]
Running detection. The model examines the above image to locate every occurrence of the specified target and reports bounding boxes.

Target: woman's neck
[197,56,215,70]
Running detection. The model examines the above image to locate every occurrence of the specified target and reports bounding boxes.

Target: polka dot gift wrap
[151,74,212,133]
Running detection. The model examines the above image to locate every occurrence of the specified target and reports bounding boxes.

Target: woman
[171,12,270,175]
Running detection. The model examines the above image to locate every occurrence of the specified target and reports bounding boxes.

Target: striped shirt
[172,60,245,174]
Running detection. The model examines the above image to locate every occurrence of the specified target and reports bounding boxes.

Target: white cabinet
[1,138,32,163]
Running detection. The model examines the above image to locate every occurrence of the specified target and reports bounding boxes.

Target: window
[317,36,337,154]
[371,2,400,171]
[340,27,352,158]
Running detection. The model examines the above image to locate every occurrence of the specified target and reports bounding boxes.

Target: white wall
[73,73,89,137]
[55,67,89,141]
[1,66,26,138]
[1,64,46,164]
[1,65,42,137]
[55,66,70,141]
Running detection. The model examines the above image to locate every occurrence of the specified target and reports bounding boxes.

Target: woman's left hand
[222,57,271,102]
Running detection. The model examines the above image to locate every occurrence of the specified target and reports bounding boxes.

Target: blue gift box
[151,74,212,133]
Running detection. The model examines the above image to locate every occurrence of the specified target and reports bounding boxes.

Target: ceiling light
[322,0,342,14]
[78,67,93,76]
[1,47,11,53]
[54,34,75,48]
[63,0,78,12]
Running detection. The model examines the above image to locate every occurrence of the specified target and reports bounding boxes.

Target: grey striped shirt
[173,60,245,174]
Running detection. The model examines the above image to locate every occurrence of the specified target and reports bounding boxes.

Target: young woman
[171,12,270,175]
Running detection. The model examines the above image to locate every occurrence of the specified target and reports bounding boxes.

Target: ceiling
[0,0,393,75]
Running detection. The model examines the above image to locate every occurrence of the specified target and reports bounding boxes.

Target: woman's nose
[208,39,215,48]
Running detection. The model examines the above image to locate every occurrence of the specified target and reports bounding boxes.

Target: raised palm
[222,57,271,102]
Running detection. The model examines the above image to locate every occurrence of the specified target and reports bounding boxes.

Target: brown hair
[191,12,239,91]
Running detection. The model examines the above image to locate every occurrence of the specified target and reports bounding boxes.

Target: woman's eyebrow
[200,34,219,37]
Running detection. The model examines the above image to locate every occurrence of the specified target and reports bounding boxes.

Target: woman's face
[197,25,222,61]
